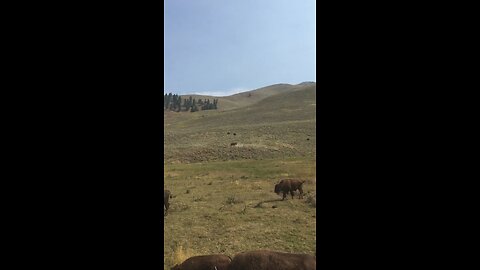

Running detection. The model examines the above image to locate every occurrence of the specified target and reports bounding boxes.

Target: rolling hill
[164,82,316,164]
[175,82,315,111]
[163,82,317,269]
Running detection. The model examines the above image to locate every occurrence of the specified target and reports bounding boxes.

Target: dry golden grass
[163,158,316,270]
[163,83,317,269]
[168,245,197,267]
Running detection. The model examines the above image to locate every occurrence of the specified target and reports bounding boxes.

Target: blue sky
[164,0,316,96]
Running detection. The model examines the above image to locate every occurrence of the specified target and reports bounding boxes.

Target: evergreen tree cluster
[164,92,219,112]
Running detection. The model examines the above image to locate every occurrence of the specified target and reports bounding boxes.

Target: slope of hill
[163,82,317,270]
[177,83,313,111]
[164,83,316,164]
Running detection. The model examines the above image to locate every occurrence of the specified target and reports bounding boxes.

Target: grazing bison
[171,254,232,270]
[228,250,316,270]
[274,179,306,200]
[164,190,172,215]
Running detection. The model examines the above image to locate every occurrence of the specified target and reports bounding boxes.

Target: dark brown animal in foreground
[164,190,172,215]
[171,254,232,270]
[274,179,306,200]
[228,250,316,270]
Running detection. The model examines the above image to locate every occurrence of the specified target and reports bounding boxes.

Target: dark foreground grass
[163,158,316,269]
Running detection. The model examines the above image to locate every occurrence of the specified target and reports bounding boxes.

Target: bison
[274,179,306,200]
[228,250,316,270]
[164,190,172,215]
[171,254,232,270]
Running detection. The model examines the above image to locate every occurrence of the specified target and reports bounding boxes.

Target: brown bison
[228,250,316,270]
[164,190,172,215]
[171,254,232,270]
[274,179,306,200]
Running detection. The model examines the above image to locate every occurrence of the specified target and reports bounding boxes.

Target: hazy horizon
[163,81,316,97]
[164,0,316,96]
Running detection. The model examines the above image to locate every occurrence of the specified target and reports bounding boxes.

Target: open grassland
[176,83,314,111]
[164,83,317,269]
[164,121,315,163]
[164,158,316,270]
[164,84,316,164]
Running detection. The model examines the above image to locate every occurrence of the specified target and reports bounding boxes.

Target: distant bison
[228,250,316,270]
[164,190,172,215]
[274,179,306,200]
[171,254,232,270]
[230,142,237,146]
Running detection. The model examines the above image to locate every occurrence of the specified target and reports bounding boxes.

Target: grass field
[164,84,316,164]
[163,158,316,269]
[163,83,316,269]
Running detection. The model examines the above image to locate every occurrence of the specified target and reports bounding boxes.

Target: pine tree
[167,93,173,110]
[177,96,182,112]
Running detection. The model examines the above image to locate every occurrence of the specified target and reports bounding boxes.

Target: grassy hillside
[163,82,317,270]
[177,83,314,111]
[164,83,316,164]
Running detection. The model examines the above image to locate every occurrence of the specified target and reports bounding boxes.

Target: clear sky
[164,0,316,96]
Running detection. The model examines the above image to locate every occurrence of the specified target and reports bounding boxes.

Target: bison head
[274,184,281,194]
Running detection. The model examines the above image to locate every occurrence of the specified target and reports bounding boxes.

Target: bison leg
[298,187,304,199]
[164,203,169,216]
[290,190,295,199]
[282,192,287,200]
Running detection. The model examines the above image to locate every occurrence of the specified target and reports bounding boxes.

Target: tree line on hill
[164,93,218,112]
